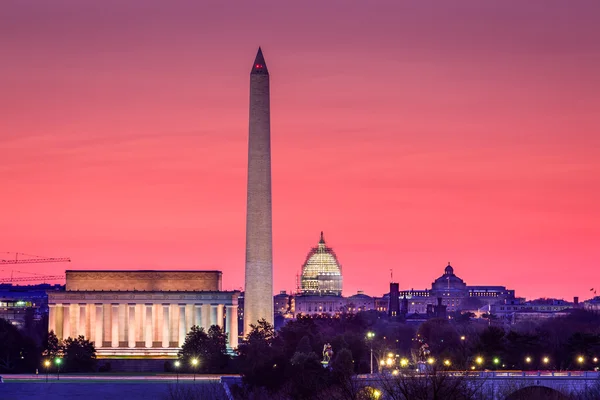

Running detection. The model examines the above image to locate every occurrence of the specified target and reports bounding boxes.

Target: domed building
[431,263,468,294]
[300,232,343,296]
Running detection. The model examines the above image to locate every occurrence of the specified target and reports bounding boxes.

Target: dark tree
[42,330,63,358]
[296,335,313,354]
[286,351,329,400]
[237,319,287,391]
[0,318,40,373]
[178,325,230,373]
[63,335,96,372]
[331,348,354,382]
[245,318,276,343]
[475,326,506,368]
[417,318,462,363]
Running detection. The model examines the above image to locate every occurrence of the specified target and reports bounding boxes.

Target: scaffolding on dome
[299,232,343,296]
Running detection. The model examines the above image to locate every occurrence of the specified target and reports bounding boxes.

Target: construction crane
[0,253,69,283]
[0,275,64,283]
[0,252,71,265]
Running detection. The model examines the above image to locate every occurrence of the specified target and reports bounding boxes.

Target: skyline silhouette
[2,1,599,300]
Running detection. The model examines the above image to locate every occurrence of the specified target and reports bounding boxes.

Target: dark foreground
[0,375,229,400]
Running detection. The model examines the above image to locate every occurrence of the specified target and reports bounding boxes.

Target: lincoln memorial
[47,270,240,359]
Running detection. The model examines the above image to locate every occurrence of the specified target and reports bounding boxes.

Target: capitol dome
[300,232,343,296]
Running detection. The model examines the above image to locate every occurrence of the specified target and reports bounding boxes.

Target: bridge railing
[477,371,600,378]
[359,371,600,379]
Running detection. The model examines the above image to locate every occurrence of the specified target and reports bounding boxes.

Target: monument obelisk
[244,47,273,335]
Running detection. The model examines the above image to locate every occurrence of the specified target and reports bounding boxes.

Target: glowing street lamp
[475,356,483,366]
[543,357,550,365]
[525,356,532,364]
[191,358,199,382]
[593,357,598,363]
[366,332,375,374]
[174,360,181,383]
[577,356,585,366]
[379,360,386,367]
[386,357,394,367]
[44,360,51,383]
[400,358,409,368]
[55,358,62,381]
[443,359,451,367]
[460,336,466,341]
[493,357,500,366]
[427,357,435,365]
[373,389,381,399]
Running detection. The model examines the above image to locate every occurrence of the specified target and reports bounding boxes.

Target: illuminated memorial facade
[47,270,239,358]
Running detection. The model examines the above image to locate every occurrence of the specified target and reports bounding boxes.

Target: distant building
[392,263,516,315]
[584,296,600,312]
[241,261,521,324]
[299,232,343,296]
[294,295,347,315]
[489,297,575,324]
[0,283,63,328]
[388,282,400,317]
[274,290,291,316]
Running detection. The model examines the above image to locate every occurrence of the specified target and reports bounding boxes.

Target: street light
[174,360,181,383]
[525,356,532,364]
[493,357,500,366]
[460,336,466,341]
[386,357,393,367]
[191,358,199,382]
[593,357,598,363]
[366,332,375,374]
[543,357,550,365]
[55,358,62,381]
[475,356,483,366]
[443,359,451,367]
[427,357,435,365]
[44,360,51,383]
[400,358,409,367]
[577,356,585,366]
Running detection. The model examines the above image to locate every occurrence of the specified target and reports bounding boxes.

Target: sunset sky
[2,1,599,300]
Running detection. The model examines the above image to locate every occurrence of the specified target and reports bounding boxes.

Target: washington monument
[244,47,273,335]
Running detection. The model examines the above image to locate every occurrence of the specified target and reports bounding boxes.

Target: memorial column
[210,304,218,327]
[111,304,119,347]
[194,304,202,328]
[63,304,70,340]
[178,304,186,346]
[136,304,143,344]
[128,304,136,348]
[55,304,63,339]
[162,304,170,348]
[145,304,153,348]
[95,304,103,348]
[216,304,224,329]
[79,304,87,338]
[226,305,238,349]
[48,304,56,335]
[202,304,211,330]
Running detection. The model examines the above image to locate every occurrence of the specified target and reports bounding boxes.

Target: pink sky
[1,0,599,300]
